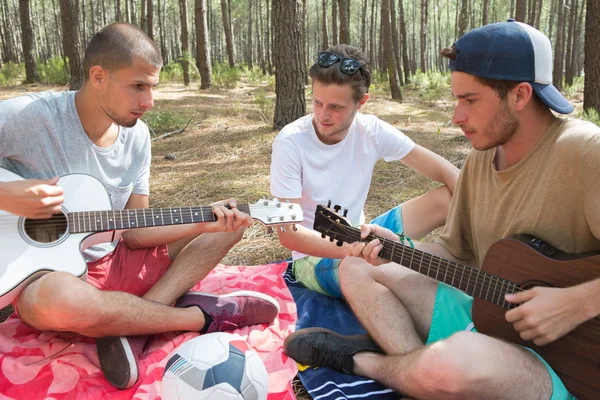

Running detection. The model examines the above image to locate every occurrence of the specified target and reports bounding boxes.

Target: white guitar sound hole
[23,213,68,245]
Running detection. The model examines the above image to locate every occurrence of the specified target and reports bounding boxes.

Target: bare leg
[339,257,438,354]
[401,185,452,240]
[142,228,245,305]
[353,331,552,400]
[17,229,245,337]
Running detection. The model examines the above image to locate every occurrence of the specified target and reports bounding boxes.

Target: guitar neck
[344,228,520,309]
[67,204,250,233]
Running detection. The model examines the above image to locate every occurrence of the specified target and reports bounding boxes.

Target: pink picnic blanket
[0,262,298,400]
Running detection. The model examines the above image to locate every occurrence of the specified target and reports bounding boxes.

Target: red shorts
[86,239,172,295]
[13,239,172,316]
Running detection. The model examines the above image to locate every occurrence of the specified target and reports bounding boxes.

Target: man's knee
[339,257,374,292]
[416,331,490,395]
[18,271,102,332]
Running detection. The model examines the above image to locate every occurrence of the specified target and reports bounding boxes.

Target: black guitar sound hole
[24,213,68,244]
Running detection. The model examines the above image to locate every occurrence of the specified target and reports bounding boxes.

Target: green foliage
[563,76,585,98]
[582,108,600,127]
[142,109,188,134]
[253,88,274,122]
[212,62,241,88]
[38,57,69,85]
[370,70,391,92]
[159,58,200,83]
[246,66,270,86]
[0,62,24,86]
[409,70,451,104]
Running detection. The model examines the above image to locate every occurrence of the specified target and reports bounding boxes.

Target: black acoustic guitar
[314,204,600,400]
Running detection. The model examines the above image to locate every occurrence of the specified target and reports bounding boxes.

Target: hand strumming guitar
[0,178,64,219]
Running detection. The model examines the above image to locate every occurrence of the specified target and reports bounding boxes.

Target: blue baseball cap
[448,19,574,114]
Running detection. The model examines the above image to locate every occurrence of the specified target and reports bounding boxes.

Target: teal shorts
[428,283,575,400]
[293,204,405,298]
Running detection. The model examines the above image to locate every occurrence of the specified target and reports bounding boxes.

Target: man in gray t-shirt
[0,23,279,391]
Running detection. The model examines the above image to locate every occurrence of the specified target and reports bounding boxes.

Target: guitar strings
[329,224,600,330]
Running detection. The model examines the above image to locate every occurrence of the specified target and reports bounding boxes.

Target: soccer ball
[162,332,268,400]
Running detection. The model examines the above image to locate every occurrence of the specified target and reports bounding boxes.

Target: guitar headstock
[249,198,303,227]
[314,204,352,246]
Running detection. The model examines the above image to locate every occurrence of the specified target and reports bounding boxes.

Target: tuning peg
[292,224,298,231]
[266,226,274,234]
[334,205,341,213]
[327,200,332,208]
[280,225,286,233]
[321,232,326,239]
[291,214,297,220]
[343,209,348,217]
[276,202,281,208]
[267,216,273,222]
[329,236,334,242]
[279,216,284,221]
[336,240,343,247]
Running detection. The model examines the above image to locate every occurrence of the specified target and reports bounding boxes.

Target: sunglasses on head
[317,52,362,75]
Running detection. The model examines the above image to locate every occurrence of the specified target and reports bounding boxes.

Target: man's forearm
[121,223,206,249]
[277,224,350,259]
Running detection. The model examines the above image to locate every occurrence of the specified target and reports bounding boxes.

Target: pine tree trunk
[272,0,306,129]
[147,0,154,39]
[221,0,235,67]
[458,0,468,38]
[564,0,577,86]
[399,0,410,82]
[420,0,428,71]
[322,0,329,50]
[58,0,83,89]
[141,0,147,32]
[178,0,190,85]
[331,0,337,45]
[382,0,402,99]
[359,0,366,51]
[247,0,253,69]
[19,0,39,83]
[390,0,403,85]
[553,0,565,88]
[482,0,489,25]
[338,0,349,44]
[584,0,600,113]
[194,0,211,88]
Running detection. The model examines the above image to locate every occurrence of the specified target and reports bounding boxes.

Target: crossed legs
[337,257,553,399]
[16,229,244,337]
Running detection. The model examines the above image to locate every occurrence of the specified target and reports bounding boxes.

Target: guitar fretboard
[67,205,251,233]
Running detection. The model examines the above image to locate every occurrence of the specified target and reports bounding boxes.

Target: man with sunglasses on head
[270,44,459,298]
[284,21,600,400]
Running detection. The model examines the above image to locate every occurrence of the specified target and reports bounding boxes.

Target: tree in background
[178,0,190,86]
[272,0,305,129]
[58,0,83,90]
[584,0,599,114]
[19,0,38,83]
[195,0,211,89]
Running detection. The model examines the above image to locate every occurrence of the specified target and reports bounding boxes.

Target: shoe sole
[184,290,281,313]
[285,327,382,354]
[96,336,138,389]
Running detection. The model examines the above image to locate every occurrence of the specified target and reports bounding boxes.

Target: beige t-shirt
[436,117,600,268]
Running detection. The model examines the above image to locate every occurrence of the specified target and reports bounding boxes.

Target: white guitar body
[0,168,119,308]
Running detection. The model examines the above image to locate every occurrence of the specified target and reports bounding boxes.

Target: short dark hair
[83,22,163,81]
[440,45,519,100]
[308,44,371,103]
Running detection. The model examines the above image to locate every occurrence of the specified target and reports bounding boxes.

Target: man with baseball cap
[283,20,599,399]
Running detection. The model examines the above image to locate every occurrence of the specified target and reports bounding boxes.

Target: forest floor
[0,77,584,398]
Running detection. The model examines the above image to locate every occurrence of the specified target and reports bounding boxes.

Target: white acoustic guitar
[0,167,303,308]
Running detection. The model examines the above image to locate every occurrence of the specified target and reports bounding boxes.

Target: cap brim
[531,82,574,114]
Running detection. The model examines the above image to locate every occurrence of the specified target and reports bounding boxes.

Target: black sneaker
[284,327,383,374]
[96,335,152,389]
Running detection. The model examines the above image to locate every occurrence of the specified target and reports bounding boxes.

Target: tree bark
[179,0,190,85]
[399,0,410,82]
[515,0,526,22]
[420,0,428,71]
[247,0,253,69]
[272,0,306,129]
[321,0,329,50]
[331,0,337,45]
[390,0,403,85]
[338,0,349,44]
[147,0,154,39]
[220,0,235,67]
[19,0,39,83]
[482,0,489,26]
[195,0,211,88]
[58,0,83,89]
[457,0,468,38]
[584,0,600,113]
[382,0,402,99]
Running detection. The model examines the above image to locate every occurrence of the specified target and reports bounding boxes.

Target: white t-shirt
[270,112,415,259]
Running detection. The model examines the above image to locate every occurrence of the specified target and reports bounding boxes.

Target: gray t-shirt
[0,90,151,261]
